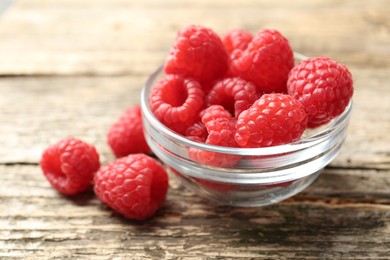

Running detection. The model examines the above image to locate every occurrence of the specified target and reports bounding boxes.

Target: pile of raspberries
[150,25,353,167]
[40,25,353,221]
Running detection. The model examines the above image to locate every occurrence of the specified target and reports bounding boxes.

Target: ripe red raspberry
[107,105,150,158]
[206,77,259,118]
[188,105,240,167]
[149,74,204,135]
[185,121,207,142]
[222,29,253,54]
[287,57,353,127]
[230,29,294,93]
[201,105,237,147]
[94,154,168,221]
[235,93,308,148]
[164,25,229,86]
[40,138,100,195]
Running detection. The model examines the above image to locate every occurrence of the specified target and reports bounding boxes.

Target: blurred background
[0,0,388,76]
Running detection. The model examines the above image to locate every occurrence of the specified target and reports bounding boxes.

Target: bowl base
[170,169,322,207]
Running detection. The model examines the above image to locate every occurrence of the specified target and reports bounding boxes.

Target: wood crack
[0,162,39,166]
[0,71,149,78]
[287,193,390,207]
[326,165,389,172]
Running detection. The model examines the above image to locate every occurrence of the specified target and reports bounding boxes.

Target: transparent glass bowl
[140,54,352,207]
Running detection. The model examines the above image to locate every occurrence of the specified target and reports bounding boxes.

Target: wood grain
[0,0,389,76]
[0,68,388,167]
[0,0,389,259]
[1,165,389,259]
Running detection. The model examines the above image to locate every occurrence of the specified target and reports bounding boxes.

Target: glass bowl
[140,54,352,207]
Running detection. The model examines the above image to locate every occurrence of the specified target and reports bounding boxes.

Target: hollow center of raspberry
[220,96,235,117]
[161,84,188,107]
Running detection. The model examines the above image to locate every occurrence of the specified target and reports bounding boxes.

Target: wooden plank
[0,0,389,76]
[0,204,389,259]
[0,67,389,258]
[0,165,389,259]
[0,75,144,164]
[0,67,389,168]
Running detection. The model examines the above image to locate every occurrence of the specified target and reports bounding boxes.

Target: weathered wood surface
[0,0,389,259]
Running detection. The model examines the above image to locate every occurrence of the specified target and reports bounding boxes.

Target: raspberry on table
[107,105,150,158]
[149,74,204,135]
[164,24,229,87]
[235,93,308,148]
[94,154,168,221]
[287,57,353,127]
[222,29,253,54]
[206,77,259,118]
[188,105,240,167]
[40,138,100,195]
[230,29,294,93]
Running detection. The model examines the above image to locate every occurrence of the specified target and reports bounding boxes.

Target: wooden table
[1,0,389,259]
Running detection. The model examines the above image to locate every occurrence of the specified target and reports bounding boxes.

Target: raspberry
[107,105,150,158]
[188,105,240,167]
[149,74,204,135]
[201,105,237,147]
[235,93,308,148]
[222,29,253,54]
[185,121,207,142]
[206,77,259,118]
[94,154,168,221]
[164,25,229,86]
[40,138,100,195]
[230,29,294,93]
[287,57,353,127]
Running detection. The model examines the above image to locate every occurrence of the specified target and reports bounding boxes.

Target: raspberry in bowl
[140,25,353,207]
[140,59,352,206]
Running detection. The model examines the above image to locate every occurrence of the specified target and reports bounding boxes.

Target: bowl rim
[140,52,352,156]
